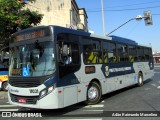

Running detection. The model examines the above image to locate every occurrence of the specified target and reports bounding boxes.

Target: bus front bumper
[8,88,63,109]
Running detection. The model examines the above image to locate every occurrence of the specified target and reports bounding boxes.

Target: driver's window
[57,34,80,65]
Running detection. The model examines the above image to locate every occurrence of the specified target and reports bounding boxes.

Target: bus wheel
[2,82,8,91]
[137,73,143,87]
[86,82,102,105]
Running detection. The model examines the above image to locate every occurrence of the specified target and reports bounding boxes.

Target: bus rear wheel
[2,82,8,91]
[86,82,102,105]
[137,73,143,87]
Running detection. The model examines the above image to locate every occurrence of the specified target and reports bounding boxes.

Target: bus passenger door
[57,33,81,107]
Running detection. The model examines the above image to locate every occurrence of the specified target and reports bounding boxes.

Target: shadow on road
[17,102,87,117]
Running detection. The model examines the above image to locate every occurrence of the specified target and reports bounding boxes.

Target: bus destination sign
[15,30,45,42]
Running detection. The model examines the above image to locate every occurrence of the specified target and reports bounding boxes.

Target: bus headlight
[39,85,55,99]
[48,86,54,93]
[40,89,47,98]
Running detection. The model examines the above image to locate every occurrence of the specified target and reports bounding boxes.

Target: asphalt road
[0,66,160,120]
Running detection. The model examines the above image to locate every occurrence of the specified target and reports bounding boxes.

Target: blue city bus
[8,26,154,109]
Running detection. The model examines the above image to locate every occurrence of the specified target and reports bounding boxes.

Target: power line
[87,6,160,12]
[87,0,160,10]
[153,14,160,15]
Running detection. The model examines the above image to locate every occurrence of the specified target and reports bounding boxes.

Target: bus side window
[103,41,116,63]
[128,45,137,62]
[83,38,102,64]
[137,46,145,61]
[144,47,150,61]
[117,44,128,62]
[149,48,153,61]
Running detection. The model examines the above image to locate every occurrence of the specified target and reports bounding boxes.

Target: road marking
[0,105,18,107]
[151,84,156,87]
[46,116,102,120]
[154,66,160,68]
[144,88,151,90]
[157,86,160,89]
[154,72,160,73]
[0,109,18,111]
[82,109,104,112]
[101,100,105,103]
[84,104,104,108]
[72,104,104,109]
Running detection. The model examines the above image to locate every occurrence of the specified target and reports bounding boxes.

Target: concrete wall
[25,0,86,29]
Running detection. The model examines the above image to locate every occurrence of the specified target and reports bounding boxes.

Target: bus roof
[12,26,150,48]
[110,35,138,46]
[52,26,112,40]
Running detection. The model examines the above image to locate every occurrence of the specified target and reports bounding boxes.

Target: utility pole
[101,0,106,35]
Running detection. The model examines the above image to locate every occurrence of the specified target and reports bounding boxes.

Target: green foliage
[0,0,43,46]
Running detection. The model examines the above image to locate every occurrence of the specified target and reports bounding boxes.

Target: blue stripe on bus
[0,71,8,75]
[44,76,57,87]
[101,62,135,78]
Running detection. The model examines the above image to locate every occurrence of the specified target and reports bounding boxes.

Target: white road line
[144,88,151,90]
[154,66,160,68]
[72,104,104,109]
[157,86,160,89]
[46,119,102,120]
[151,84,156,87]
[154,72,160,73]
[0,105,18,107]
[101,100,105,103]
[0,109,18,111]
[82,109,104,112]
[83,104,104,108]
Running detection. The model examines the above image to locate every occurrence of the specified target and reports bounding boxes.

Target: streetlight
[106,13,152,36]
[101,0,106,35]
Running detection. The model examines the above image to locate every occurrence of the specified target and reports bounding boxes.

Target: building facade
[24,0,88,31]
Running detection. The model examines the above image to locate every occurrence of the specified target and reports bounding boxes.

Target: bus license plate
[18,98,26,104]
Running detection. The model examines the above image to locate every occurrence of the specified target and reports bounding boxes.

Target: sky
[76,0,160,52]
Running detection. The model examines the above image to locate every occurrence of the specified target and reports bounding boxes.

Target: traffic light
[144,11,153,26]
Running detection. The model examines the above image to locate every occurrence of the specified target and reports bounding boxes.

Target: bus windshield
[9,41,55,77]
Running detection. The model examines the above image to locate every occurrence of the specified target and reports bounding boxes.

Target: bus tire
[137,72,143,87]
[2,82,8,91]
[86,82,102,105]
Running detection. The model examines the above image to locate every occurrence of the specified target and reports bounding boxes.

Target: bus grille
[9,80,41,88]
[10,94,39,104]
[9,77,42,88]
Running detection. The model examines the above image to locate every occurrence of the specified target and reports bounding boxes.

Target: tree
[0,0,43,47]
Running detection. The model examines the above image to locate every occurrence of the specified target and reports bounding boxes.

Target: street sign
[66,24,77,30]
